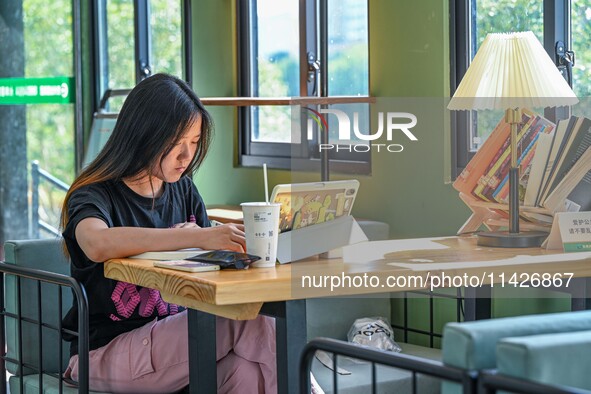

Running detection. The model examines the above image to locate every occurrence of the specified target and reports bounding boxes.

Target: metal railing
[300,337,477,394]
[31,161,69,238]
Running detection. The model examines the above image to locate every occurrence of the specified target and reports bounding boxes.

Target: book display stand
[457,192,553,235]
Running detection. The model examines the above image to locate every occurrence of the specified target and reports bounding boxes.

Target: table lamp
[448,31,578,247]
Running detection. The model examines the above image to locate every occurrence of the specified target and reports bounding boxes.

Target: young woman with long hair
[60,73,276,393]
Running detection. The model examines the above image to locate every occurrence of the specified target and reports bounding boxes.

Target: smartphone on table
[153,260,220,272]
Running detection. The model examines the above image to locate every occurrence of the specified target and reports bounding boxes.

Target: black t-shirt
[62,176,209,356]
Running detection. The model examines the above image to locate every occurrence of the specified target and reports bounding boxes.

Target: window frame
[90,0,192,113]
[237,0,371,175]
[449,0,571,179]
[85,0,192,172]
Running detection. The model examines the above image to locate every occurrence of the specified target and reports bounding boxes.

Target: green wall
[191,1,265,203]
[192,0,468,239]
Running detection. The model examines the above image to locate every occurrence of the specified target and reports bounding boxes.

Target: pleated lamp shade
[448,31,578,110]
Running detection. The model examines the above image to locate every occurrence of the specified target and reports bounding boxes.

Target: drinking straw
[263,163,269,204]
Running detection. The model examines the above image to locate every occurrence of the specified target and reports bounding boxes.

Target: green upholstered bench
[3,239,103,394]
[441,310,591,394]
[495,330,591,391]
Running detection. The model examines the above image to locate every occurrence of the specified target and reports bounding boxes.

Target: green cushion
[9,374,109,394]
[442,310,591,369]
[497,330,591,390]
[312,342,441,394]
[3,239,72,376]
[441,310,591,394]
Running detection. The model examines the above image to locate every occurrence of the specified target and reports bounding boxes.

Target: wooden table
[104,235,591,393]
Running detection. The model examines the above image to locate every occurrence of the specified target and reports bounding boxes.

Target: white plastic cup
[240,202,281,268]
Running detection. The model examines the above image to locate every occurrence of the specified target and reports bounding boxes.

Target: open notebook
[129,248,212,260]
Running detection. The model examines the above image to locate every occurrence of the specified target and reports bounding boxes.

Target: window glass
[469,0,543,150]
[107,0,135,89]
[571,0,591,98]
[150,0,183,76]
[240,0,370,170]
[327,0,368,96]
[252,0,299,142]
[327,0,369,145]
[24,0,75,236]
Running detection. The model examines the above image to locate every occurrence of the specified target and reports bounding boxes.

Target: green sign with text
[0,76,74,105]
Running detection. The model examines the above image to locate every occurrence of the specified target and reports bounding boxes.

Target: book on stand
[524,132,554,207]
[539,117,591,204]
[472,111,535,201]
[535,118,572,206]
[492,117,554,204]
[565,169,591,212]
[453,115,512,198]
[543,146,591,213]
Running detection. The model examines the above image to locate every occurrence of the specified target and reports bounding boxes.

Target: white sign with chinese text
[545,212,591,252]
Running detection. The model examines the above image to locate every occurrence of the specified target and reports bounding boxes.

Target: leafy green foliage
[23,0,74,231]
[571,0,591,97]
[24,0,74,184]
[474,0,543,49]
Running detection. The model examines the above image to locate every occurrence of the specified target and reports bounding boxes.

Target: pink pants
[67,311,277,393]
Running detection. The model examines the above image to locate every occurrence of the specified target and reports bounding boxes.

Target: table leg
[570,277,591,311]
[261,300,307,394]
[187,309,217,394]
[464,286,492,320]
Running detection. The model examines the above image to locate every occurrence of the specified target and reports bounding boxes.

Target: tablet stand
[276,216,368,264]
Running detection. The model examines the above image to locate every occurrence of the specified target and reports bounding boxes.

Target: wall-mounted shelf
[200,96,375,106]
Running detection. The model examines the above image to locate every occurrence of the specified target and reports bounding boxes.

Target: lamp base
[477,231,548,248]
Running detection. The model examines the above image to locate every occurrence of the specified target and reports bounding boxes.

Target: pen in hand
[171,214,199,228]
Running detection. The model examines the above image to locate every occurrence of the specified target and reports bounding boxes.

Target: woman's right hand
[200,223,246,252]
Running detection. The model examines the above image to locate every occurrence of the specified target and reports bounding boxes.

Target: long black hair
[61,73,213,231]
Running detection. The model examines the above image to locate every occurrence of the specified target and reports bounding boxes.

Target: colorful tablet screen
[272,182,358,233]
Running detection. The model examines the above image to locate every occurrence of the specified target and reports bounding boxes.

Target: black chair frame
[0,262,89,394]
[300,337,477,394]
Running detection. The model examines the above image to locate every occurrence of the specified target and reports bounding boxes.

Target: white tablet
[270,180,360,233]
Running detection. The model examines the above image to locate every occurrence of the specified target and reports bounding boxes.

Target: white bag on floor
[347,317,401,352]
